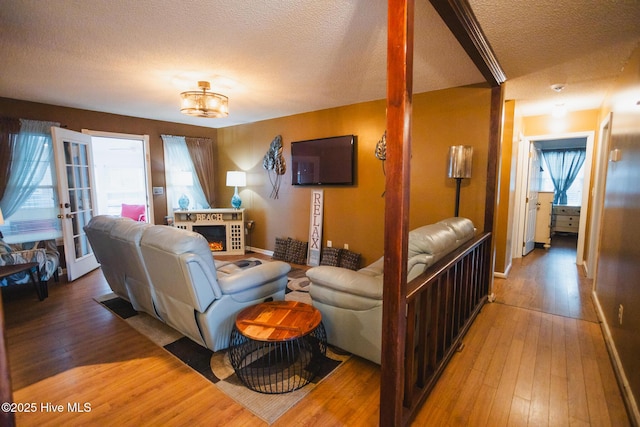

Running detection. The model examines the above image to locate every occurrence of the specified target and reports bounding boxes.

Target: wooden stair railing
[401,232,492,425]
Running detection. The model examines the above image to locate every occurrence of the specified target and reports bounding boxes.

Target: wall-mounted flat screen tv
[291,135,355,186]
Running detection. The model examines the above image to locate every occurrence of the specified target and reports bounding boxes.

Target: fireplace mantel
[173,208,245,255]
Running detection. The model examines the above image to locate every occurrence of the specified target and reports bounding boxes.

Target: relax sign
[307,190,323,266]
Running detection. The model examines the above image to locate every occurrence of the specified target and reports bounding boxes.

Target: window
[161,135,209,213]
[0,122,62,243]
[540,149,586,206]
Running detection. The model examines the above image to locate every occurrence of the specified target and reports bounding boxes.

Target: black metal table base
[228,323,327,394]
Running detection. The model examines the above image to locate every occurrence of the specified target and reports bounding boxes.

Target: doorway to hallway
[496,233,596,322]
[513,132,593,267]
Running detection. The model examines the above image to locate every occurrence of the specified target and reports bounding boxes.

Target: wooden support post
[484,85,504,295]
[381,0,414,425]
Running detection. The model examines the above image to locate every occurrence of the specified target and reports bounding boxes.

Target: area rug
[94,263,349,424]
[285,276,312,305]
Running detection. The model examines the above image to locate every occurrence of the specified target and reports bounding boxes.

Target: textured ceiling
[0,0,481,129]
[0,1,638,128]
[469,0,640,116]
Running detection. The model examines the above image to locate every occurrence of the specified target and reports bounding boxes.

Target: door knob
[66,213,75,219]
[57,214,64,219]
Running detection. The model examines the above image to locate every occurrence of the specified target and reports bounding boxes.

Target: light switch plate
[609,148,622,162]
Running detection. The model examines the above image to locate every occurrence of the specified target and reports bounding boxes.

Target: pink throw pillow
[121,204,146,222]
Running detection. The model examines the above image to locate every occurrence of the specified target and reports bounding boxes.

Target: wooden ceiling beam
[429,0,507,86]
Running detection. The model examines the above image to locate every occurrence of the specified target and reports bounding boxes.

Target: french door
[51,127,99,281]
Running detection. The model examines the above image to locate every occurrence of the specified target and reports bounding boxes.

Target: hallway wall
[594,43,640,422]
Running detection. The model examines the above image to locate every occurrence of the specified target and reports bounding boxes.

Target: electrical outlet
[618,304,624,325]
[344,243,349,250]
[327,240,332,248]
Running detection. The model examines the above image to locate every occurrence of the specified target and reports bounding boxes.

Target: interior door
[523,144,542,256]
[51,127,100,281]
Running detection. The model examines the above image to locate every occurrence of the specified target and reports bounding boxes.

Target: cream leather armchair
[307,217,475,364]
[139,225,290,351]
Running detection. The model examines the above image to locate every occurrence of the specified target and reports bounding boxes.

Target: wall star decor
[262,135,286,199]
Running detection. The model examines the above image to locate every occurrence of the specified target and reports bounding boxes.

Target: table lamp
[226,171,246,209]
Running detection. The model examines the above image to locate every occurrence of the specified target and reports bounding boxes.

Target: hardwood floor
[414,235,630,426]
[1,239,630,426]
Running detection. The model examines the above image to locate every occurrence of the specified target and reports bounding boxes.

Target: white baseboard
[592,290,640,425]
[246,247,273,256]
[494,262,512,279]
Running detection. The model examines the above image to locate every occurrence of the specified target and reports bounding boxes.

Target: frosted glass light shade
[180,81,229,118]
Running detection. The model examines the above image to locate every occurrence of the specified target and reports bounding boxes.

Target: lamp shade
[447,145,473,179]
[226,171,246,187]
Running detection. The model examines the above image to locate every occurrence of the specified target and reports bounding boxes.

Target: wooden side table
[229,300,327,394]
[0,262,46,301]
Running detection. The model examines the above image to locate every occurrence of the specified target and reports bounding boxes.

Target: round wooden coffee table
[228,300,327,394]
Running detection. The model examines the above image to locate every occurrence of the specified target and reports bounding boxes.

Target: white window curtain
[162,135,209,212]
[541,148,586,205]
[0,119,61,242]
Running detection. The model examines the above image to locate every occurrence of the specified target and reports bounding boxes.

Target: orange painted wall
[494,100,515,274]
[523,109,599,137]
[410,86,491,230]
[217,85,493,265]
[217,100,387,266]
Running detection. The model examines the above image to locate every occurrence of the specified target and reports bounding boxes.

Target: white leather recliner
[307,217,475,364]
[84,215,132,301]
[106,218,159,318]
[85,216,291,352]
[139,225,290,351]
[86,215,160,319]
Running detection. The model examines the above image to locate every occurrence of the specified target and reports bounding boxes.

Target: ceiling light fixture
[180,81,229,118]
[552,103,567,118]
